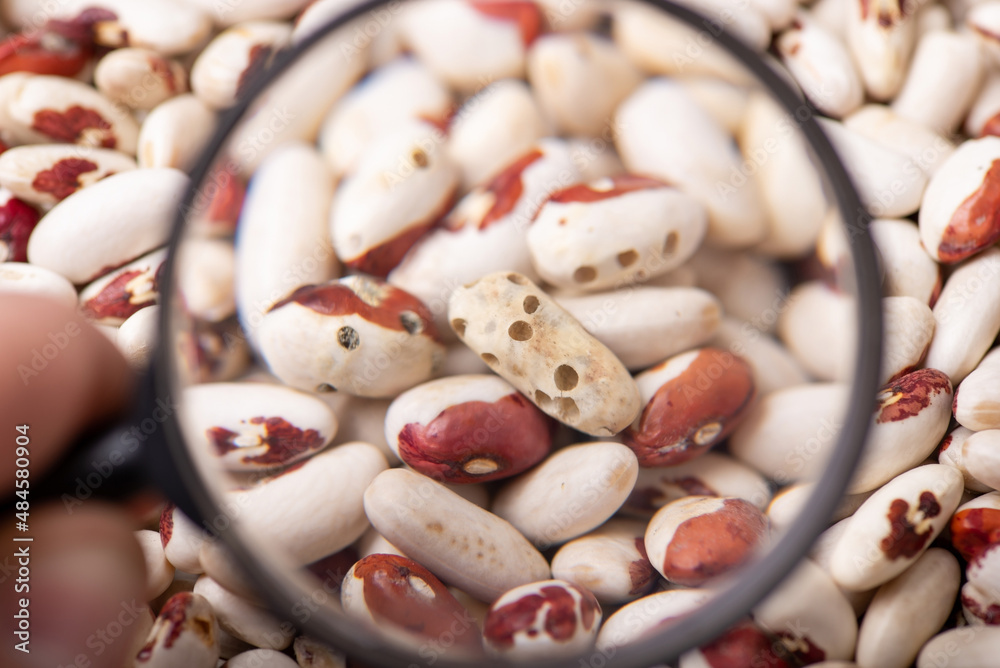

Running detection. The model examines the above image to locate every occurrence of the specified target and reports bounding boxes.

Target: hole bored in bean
[556,397,580,421]
[664,231,679,256]
[617,249,639,267]
[535,389,551,407]
[574,266,597,283]
[508,321,533,341]
[554,364,579,391]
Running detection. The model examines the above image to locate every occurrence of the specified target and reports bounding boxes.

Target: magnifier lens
[161,0,877,665]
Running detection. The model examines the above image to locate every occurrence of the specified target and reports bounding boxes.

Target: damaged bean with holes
[448,271,641,435]
[526,174,707,291]
[330,120,459,277]
[257,275,445,397]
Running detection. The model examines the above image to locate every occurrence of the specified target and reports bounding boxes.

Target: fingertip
[0,294,135,484]
[0,503,147,668]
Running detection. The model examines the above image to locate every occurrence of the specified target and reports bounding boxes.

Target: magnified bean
[293,636,346,668]
[729,383,849,484]
[330,119,458,277]
[448,271,640,435]
[710,317,809,395]
[399,0,541,93]
[622,451,772,518]
[482,579,601,659]
[181,381,339,471]
[527,175,707,291]
[319,57,452,177]
[595,589,713,653]
[550,519,657,605]
[738,91,828,258]
[492,442,639,546]
[917,626,1000,667]
[341,553,483,657]
[778,280,856,382]
[527,32,641,137]
[624,347,755,467]
[364,468,550,603]
[226,441,387,564]
[384,374,552,483]
[135,529,175,602]
[235,141,337,346]
[258,275,445,398]
[555,287,721,371]
[193,576,294,650]
[389,139,577,334]
[645,496,768,587]
[615,78,767,247]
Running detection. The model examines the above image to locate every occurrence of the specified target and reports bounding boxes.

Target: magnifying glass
[15,0,882,665]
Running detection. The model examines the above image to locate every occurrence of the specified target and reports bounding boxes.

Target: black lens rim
[156,1,882,665]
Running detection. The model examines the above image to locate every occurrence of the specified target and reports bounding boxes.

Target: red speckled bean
[483,579,601,659]
[181,382,339,471]
[0,187,39,262]
[644,496,769,587]
[625,347,755,467]
[341,553,483,657]
[385,374,552,483]
[831,465,963,592]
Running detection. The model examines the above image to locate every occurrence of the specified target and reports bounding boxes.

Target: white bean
[363,468,551,602]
